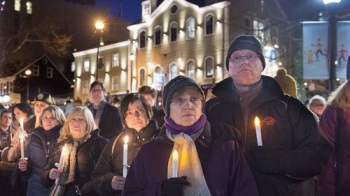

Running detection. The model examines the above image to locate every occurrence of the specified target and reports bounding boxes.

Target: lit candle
[123,136,128,178]
[19,118,24,132]
[254,117,263,146]
[172,149,178,177]
[19,133,24,159]
[56,144,67,184]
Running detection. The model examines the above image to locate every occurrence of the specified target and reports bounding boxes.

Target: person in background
[204,35,332,196]
[318,80,350,196]
[123,76,258,196]
[307,95,327,118]
[138,85,165,127]
[112,96,121,108]
[92,93,159,196]
[88,81,123,139]
[0,110,13,157]
[274,68,298,98]
[17,105,66,196]
[41,106,107,196]
[32,92,55,128]
[204,86,216,102]
[7,103,35,162]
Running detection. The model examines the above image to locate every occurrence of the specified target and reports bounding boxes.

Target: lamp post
[324,0,341,92]
[25,69,32,102]
[95,21,105,80]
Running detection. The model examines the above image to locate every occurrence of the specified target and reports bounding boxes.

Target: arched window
[139,68,146,86]
[186,60,195,80]
[205,57,214,78]
[170,22,178,42]
[139,31,146,48]
[205,15,214,35]
[154,27,162,46]
[169,63,178,81]
[186,17,195,39]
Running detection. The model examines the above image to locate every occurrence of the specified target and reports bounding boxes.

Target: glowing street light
[25,69,32,102]
[95,20,105,80]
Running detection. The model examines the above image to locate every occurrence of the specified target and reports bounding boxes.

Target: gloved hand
[161,176,190,196]
[249,146,281,173]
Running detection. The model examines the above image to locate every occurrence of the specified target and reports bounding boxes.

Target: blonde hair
[327,80,350,111]
[38,105,66,127]
[57,106,95,143]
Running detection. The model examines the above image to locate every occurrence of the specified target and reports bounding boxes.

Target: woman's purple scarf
[164,114,207,135]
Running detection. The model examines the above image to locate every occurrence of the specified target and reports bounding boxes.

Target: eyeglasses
[70,118,86,124]
[228,54,260,63]
[91,89,103,93]
[171,97,202,106]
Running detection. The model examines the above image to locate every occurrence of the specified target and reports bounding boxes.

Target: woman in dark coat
[122,76,258,196]
[41,106,107,196]
[18,105,66,196]
[92,93,159,196]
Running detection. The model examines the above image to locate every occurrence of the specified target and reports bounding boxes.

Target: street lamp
[323,0,341,92]
[25,69,32,102]
[95,21,105,80]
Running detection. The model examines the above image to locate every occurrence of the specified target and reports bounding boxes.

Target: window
[142,1,151,18]
[33,65,39,76]
[205,57,214,78]
[170,22,178,42]
[46,67,53,78]
[186,18,195,39]
[42,58,47,65]
[14,0,20,11]
[113,53,120,67]
[154,27,162,46]
[140,31,146,48]
[71,62,75,72]
[97,55,104,69]
[253,20,265,43]
[83,59,90,72]
[112,76,119,90]
[205,15,214,35]
[169,63,178,81]
[154,66,165,89]
[186,60,195,80]
[139,68,146,86]
[83,81,89,94]
[26,1,32,14]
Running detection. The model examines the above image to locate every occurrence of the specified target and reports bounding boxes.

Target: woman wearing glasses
[91,93,159,196]
[41,106,107,196]
[122,76,258,196]
[17,105,65,196]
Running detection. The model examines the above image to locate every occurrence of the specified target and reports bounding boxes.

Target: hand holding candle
[19,133,25,159]
[55,144,67,184]
[172,149,178,178]
[254,117,263,146]
[123,136,129,178]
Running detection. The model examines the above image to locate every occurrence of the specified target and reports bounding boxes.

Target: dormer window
[142,1,151,22]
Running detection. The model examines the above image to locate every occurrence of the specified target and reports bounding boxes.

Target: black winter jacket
[205,76,332,196]
[41,129,107,196]
[91,120,159,196]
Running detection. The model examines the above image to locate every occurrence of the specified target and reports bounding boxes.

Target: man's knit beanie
[274,68,297,98]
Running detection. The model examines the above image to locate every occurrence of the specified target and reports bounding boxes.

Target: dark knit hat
[274,68,297,98]
[226,35,265,70]
[32,92,55,105]
[162,76,204,116]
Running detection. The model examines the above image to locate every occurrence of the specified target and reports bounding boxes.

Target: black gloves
[249,146,281,174]
[161,176,190,196]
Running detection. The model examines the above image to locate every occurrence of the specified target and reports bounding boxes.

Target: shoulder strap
[111,133,123,156]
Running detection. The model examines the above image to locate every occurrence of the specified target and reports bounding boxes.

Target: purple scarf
[164,114,207,135]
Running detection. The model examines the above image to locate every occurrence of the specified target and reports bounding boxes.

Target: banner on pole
[336,21,350,80]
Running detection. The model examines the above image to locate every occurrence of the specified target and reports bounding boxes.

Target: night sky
[95,0,349,23]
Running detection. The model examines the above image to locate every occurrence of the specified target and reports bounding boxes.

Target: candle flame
[124,136,129,144]
[173,149,178,159]
[254,117,260,126]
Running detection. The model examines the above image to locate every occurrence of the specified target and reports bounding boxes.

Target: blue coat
[23,125,61,196]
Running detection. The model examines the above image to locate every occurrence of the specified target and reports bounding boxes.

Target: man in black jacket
[88,81,123,139]
[204,35,332,196]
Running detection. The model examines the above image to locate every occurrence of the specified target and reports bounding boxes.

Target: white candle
[19,118,24,131]
[123,136,128,178]
[19,133,24,159]
[56,144,67,184]
[254,117,263,146]
[172,149,178,177]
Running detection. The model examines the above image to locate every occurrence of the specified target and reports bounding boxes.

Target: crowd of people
[0,34,348,196]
